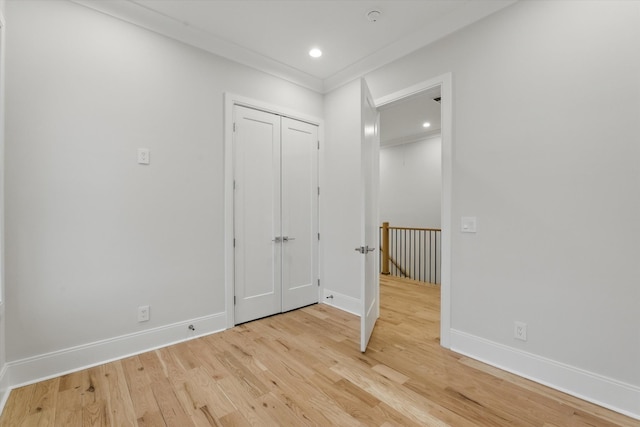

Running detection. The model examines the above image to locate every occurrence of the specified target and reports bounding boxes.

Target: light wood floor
[1,276,636,426]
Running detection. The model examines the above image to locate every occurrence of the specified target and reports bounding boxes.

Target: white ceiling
[72,0,516,93]
[380,86,441,147]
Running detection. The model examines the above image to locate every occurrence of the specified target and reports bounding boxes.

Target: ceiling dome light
[422,122,431,128]
[309,48,322,58]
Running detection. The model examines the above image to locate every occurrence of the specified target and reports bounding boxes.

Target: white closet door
[281,117,318,312]
[233,105,282,324]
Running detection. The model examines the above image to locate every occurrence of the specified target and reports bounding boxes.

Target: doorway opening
[378,87,442,283]
[373,74,452,348]
[377,86,442,343]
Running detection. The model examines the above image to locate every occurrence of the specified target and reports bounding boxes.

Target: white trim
[0,0,6,307]
[322,2,516,93]
[322,289,361,317]
[224,93,324,328]
[381,131,441,149]
[0,6,8,416]
[225,93,323,128]
[374,73,453,349]
[70,0,515,95]
[70,0,324,93]
[0,364,9,416]
[450,329,640,420]
[6,312,226,388]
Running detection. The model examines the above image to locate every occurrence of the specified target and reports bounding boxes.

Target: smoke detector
[366,10,381,23]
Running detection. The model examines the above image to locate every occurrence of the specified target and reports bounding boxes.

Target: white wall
[379,136,441,228]
[321,80,362,305]
[5,0,322,367]
[0,0,8,401]
[3,0,640,419]
[365,0,640,416]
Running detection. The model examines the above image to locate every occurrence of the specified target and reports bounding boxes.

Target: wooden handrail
[385,226,441,232]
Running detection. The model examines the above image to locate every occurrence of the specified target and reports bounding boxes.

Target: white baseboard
[450,329,640,420]
[0,364,9,416]
[6,312,227,389]
[321,288,361,316]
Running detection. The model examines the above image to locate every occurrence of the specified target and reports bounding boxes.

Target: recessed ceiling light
[309,48,322,58]
[423,122,431,128]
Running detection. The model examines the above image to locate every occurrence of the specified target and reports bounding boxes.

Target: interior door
[360,79,380,352]
[281,117,319,311]
[233,105,282,324]
[233,105,319,324]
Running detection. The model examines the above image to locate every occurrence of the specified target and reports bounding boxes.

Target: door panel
[234,106,282,324]
[360,79,380,352]
[281,117,319,311]
[234,105,319,324]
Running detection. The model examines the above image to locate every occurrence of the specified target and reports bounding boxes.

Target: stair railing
[379,222,441,284]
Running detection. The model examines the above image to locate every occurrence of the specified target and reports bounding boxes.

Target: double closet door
[233,105,319,325]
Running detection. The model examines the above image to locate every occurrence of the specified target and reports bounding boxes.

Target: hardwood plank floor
[1,276,636,426]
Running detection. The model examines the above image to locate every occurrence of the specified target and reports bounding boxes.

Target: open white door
[359,79,380,352]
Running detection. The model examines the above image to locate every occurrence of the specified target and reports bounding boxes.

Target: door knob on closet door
[282,236,296,242]
[272,237,282,243]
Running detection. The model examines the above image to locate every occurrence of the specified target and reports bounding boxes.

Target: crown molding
[70,0,324,93]
[70,0,516,95]
[322,0,517,93]
[381,130,441,148]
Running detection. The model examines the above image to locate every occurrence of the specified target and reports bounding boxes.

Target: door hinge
[318,233,320,240]
[233,180,236,190]
[317,279,320,287]
[233,123,237,132]
[317,186,320,196]
[234,295,236,305]
[233,238,236,247]
[317,140,320,150]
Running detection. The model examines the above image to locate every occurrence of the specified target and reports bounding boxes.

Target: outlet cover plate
[138,305,150,322]
[514,321,527,341]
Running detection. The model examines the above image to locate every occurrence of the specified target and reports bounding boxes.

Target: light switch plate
[461,217,477,233]
[137,148,150,165]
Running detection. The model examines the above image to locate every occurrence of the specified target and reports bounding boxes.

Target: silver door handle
[355,246,376,254]
[283,236,296,242]
[272,237,282,243]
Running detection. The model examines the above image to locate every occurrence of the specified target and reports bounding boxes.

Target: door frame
[373,73,453,348]
[223,93,324,328]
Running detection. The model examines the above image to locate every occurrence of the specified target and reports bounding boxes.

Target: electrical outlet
[138,305,150,322]
[137,148,150,165]
[514,321,527,341]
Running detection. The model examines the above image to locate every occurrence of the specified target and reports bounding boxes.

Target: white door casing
[360,79,380,352]
[373,74,452,349]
